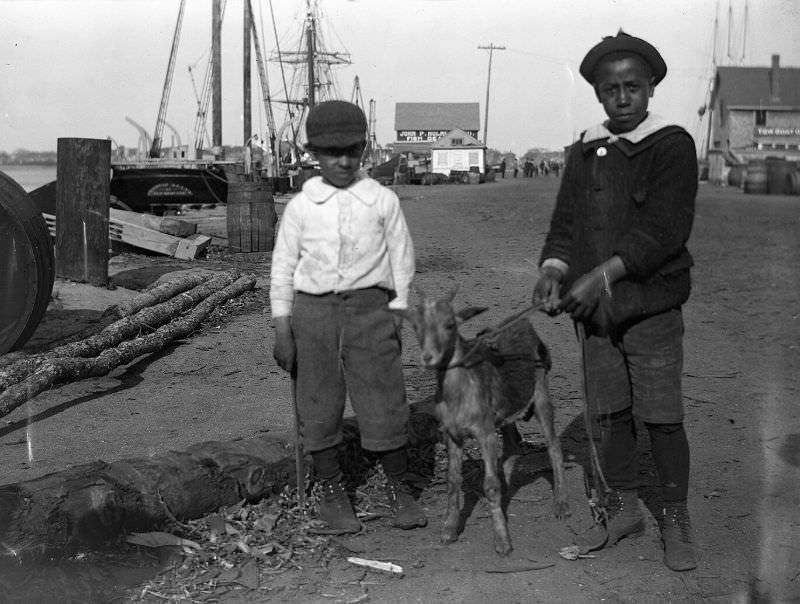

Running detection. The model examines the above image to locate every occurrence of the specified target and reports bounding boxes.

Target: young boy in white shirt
[270,100,426,533]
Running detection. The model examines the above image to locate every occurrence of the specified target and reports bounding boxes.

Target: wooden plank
[55,138,111,286]
[44,213,208,259]
[110,208,197,237]
[109,218,180,256]
[174,234,212,260]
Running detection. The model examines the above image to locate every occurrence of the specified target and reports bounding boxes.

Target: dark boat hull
[110,165,228,214]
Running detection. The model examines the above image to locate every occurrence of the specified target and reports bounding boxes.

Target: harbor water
[0,165,57,192]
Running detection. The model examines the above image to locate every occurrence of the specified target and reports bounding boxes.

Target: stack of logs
[0,269,256,418]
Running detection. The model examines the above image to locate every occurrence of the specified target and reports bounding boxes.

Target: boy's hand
[560,257,624,324]
[560,270,604,321]
[532,266,564,315]
[273,317,296,373]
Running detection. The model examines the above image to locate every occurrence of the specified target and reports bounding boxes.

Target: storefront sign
[397,129,480,142]
[754,126,800,136]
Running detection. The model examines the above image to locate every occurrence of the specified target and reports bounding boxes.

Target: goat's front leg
[479,429,512,556]
[533,370,570,518]
[441,434,464,544]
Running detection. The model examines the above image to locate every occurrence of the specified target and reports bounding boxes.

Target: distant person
[270,100,426,534]
[531,31,698,571]
[499,158,506,178]
[552,160,561,177]
[513,157,519,178]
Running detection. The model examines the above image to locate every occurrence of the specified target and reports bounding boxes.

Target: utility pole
[478,43,505,147]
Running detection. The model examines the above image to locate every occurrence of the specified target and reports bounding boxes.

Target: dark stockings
[598,407,690,502]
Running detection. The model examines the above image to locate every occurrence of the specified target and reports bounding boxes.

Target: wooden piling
[55,137,111,286]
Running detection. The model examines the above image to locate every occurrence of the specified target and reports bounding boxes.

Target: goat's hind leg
[441,435,464,545]
[479,430,512,556]
[533,369,570,518]
[500,422,522,489]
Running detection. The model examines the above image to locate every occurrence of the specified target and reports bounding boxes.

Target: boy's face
[311,142,366,188]
[593,55,654,134]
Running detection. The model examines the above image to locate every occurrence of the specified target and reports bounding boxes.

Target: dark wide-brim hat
[579,30,667,85]
[305,100,368,148]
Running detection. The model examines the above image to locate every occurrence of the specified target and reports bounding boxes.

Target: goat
[394,291,569,556]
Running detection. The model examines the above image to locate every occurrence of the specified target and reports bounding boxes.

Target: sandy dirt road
[1,176,798,603]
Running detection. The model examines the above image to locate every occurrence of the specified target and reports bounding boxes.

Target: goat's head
[393,288,488,369]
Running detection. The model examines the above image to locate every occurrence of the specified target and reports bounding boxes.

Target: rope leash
[577,321,611,527]
[451,302,546,369]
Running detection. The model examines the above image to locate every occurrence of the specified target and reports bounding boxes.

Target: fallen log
[0,271,238,393]
[0,274,256,417]
[0,435,297,556]
[0,401,441,557]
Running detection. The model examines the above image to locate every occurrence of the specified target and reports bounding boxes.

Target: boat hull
[110,165,228,214]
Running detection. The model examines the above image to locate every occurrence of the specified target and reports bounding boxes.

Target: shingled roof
[714,62,800,108]
[394,103,481,131]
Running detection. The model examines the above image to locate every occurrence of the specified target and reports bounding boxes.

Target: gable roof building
[709,54,800,160]
[394,103,481,134]
[389,102,482,156]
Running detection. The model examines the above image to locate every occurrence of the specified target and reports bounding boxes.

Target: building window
[755,110,766,126]
[452,138,463,146]
[468,151,479,165]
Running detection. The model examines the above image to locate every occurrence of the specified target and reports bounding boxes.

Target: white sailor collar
[302,174,380,206]
[581,113,672,145]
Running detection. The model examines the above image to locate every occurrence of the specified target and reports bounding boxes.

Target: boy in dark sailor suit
[532,31,698,571]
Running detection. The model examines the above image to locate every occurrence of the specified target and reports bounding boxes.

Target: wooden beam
[55,138,111,286]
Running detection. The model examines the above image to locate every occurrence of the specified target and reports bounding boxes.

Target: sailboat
[268,0,353,182]
[30,0,357,215]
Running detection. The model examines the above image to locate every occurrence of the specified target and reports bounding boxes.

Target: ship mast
[269,0,351,159]
[306,5,316,107]
[211,0,223,159]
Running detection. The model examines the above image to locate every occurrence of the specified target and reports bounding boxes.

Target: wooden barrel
[727,165,746,188]
[786,171,800,196]
[0,170,55,354]
[226,181,277,253]
[767,157,795,195]
[744,160,768,194]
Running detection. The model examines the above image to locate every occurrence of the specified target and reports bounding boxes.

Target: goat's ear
[389,307,418,328]
[456,306,488,323]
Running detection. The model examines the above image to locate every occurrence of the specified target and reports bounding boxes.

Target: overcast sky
[1,0,799,156]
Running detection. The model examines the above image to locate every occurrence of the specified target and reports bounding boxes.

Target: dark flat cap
[305,100,368,148]
[579,30,667,85]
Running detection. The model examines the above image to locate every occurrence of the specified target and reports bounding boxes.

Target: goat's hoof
[494,539,513,557]
[441,529,458,544]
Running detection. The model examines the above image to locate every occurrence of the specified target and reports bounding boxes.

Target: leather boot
[386,478,427,529]
[662,501,697,571]
[318,476,361,534]
[573,489,645,552]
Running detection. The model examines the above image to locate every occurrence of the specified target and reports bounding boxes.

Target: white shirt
[269,175,415,318]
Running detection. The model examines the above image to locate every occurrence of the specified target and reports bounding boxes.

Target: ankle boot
[662,501,697,571]
[318,476,361,534]
[386,478,427,529]
[574,489,645,552]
